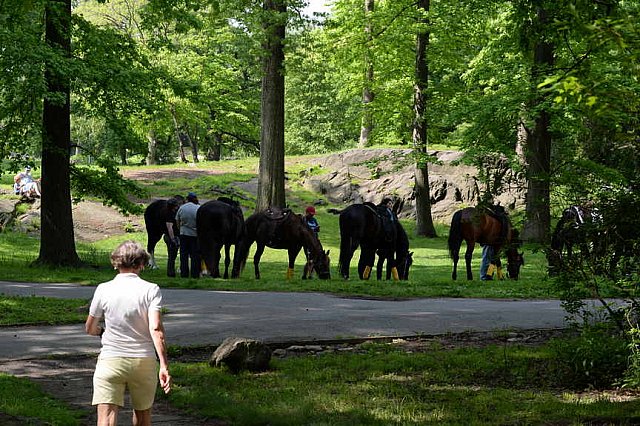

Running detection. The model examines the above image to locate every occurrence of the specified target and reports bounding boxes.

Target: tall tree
[37,0,82,266]
[358,0,374,148]
[412,0,436,237]
[257,0,287,210]
[521,3,554,243]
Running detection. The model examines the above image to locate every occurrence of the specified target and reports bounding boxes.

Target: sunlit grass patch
[0,374,83,425]
[168,343,640,425]
[0,295,88,326]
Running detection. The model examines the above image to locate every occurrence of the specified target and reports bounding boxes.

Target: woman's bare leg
[133,408,152,426]
[97,403,119,426]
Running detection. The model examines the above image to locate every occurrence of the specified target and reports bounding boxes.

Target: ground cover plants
[0,374,83,425]
[166,336,640,425]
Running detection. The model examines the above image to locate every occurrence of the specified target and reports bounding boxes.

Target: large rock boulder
[209,337,272,373]
[300,149,524,222]
[0,199,20,231]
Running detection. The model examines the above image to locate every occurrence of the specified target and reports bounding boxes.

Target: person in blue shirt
[303,206,320,239]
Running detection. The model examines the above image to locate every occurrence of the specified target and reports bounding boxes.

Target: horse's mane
[217,196,239,207]
[363,201,377,210]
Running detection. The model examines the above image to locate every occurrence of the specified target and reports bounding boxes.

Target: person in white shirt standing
[85,240,171,426]
[176,192,201,278]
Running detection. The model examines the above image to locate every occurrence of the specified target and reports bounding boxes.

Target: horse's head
[506,248,524,280]
[396,251,413,280]
[309,249,331,280]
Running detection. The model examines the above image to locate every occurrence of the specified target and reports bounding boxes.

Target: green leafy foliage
[70,158,146,215]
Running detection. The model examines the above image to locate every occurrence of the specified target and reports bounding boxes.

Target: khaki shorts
[92,356,157,410]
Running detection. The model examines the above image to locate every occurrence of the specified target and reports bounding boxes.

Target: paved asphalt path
[0,281,570,361]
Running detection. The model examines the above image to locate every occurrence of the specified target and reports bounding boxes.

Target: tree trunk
[522,6,554,243]
[185,127,199,163]
[146,129,157,165]
[257,0,286,211]
[412,0,437,238]
[119,147,127,165]
[170,107,188,163]
[37,0,81,266]
[206,133,222,161]
[358,0,375,148]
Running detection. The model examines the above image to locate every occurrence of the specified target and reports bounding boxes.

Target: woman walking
[85,240,171,425]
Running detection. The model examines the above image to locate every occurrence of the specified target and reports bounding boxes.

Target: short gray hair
[110,240,150,270]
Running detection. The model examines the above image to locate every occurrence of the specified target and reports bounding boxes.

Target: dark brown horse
[448,206,523,280]
[548,204,608,275]
[376,220,413,280]
[197,197,246,279]
[144,195,185,271]
[330,199,407,280]
[235,207,331,280]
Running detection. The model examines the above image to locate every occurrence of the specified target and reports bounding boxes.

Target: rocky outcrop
[0,199,19,230]
[300,149,525,222]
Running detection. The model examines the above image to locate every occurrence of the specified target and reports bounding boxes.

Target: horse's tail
[327,208,343,215]
[337,214,352,277]
[232,216,256,276]
[234,237,250,274]
[447,210,463,259]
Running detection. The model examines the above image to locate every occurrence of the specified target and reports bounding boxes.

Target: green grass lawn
[0,374,83,425]
[0,295,87,326]
[0,214,561,299]
[166,340,640,425]
[0,152,569,299]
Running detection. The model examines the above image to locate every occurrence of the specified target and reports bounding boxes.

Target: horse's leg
[376,254,384,280]
[339,237,357,280]
[359,248,376,280]
[387,252,398,280]
[253,243,265,279]
[451,246,459,280]
[211,243,222,278]
[164,235,178,277]
[146,232,162,269]
[494,257,504,280]
[223,244,231,279]
[302,249,310,280]
[287,247,301,280]
[200,243,215,278]
[464,243,474,280]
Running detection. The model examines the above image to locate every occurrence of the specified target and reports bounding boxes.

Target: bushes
[549,327,629,389]
[552,186,640,389]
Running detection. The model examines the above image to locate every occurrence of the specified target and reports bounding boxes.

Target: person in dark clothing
[377,197,395,242]
[176,192,201,278]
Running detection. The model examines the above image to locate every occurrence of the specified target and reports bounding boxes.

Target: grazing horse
[550,205,599,258]
[549,204,603,274]
[196,197,246,279]
[235,207,331,280]
[448,206,523,280]
[330,199,407,280]
[144,195,185,272]
[376,221,413,280]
